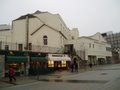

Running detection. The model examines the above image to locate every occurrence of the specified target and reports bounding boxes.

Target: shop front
[29,56,54,75]
[5,56,28,76]
[47,54,71,70]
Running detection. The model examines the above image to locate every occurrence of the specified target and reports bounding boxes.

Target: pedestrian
[8,67,16,82]
[75,62,78,72]
[89,63,92,68]
[70,63,74,72]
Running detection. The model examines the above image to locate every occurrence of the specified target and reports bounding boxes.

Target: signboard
[0,55,5,78]
[48,54,71,61]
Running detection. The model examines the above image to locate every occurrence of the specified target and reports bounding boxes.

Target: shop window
[57,61,61,67]
[43,35,48,45]
[48,60,54,67]
[54,61,58,67]
[62,60,66,67]
[5,63,25,76]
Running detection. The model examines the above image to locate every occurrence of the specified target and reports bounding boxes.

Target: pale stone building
[0,11,112,64]
[0,24,13,50]
[11,11,74,53]
[0,11,113,77]
[65,32,112,64]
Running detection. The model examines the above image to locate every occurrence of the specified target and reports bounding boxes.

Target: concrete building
[102,31,120,63]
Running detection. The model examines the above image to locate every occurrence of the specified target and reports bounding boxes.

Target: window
[89,43,91,48]
[43,35,48,45]
[5,45,9,50]
[61,24,62,30]
[29,43,32,50]
[18,44,23,51]
[93,44,94,48]
[62,60,66,67]
[106,47,111,52]
[0,41,2,50]
[72,36,74,39]
[48,60,54,67]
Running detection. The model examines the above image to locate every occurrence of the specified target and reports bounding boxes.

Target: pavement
[0,64,112,89]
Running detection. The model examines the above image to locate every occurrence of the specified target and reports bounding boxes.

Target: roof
[14,14,36,21]
[13,10,48,21]
[0,24,11,31]
[31,23,68,40]
[78,36,95,41]
[78,32,106,42]
[13,10,68,40]
[33,10,48,14]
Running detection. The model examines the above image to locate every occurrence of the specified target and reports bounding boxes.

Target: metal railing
[0,41,64,53]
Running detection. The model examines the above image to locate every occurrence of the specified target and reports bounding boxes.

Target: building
[0,24,12,50]
[65,32,112,65]
[11,11,74,53]
[0,11,112,76]
[102,31,120,63]
[0,11,74,76]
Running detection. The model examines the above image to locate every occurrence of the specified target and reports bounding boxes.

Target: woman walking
[9,67,16,82]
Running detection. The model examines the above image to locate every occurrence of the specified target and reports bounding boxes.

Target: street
[1,64,120,90]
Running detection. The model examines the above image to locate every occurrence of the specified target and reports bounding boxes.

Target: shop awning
[6,56,28,63]
[31,57,47,62]
[48,57,71,61]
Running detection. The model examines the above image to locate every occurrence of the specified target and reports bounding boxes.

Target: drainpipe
[25,16,29,75]
[26,55,30,76]
[26,16,29,50]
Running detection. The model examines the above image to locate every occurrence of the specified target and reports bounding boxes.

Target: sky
[0,0,120,36]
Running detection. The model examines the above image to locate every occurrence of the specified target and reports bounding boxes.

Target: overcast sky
[0,0,120,36]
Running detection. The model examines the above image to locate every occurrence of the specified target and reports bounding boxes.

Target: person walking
[9,67,16,82]
[75,62,78,72]
[89,63,93,69]
[70,62,74,72]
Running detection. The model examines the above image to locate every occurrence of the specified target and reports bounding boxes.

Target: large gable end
[89,32,106,42]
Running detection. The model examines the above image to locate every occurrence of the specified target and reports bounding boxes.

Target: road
[1,64,120,90]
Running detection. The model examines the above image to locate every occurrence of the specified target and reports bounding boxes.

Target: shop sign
[49,54,66,57]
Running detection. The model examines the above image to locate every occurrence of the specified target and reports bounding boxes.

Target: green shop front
[29,57,54,75]
[5,55,54,76]
[5,56,28,76]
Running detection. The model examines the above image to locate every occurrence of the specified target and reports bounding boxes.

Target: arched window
[43,35,48,45]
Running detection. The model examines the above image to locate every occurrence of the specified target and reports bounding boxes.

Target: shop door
[54,61,61,68]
